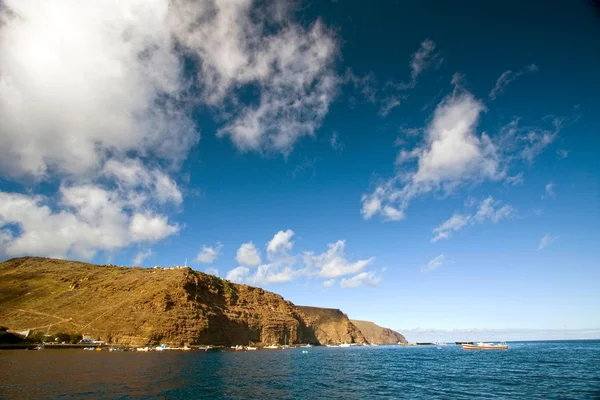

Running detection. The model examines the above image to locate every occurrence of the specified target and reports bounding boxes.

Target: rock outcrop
[296,306,367,345]
[0,257,326,346]
[350,319,407,344]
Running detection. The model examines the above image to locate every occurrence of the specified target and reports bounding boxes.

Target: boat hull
[462,344,508,351]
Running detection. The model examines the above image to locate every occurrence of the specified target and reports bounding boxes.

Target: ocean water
[1,340,599,399]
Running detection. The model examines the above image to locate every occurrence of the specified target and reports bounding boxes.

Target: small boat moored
[462,342,508,351]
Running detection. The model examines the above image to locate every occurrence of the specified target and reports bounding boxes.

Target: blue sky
[0,0,598,339]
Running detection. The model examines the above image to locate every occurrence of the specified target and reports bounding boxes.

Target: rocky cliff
[0,258,394,347]
[350,319,407,344]
[0,257,327,346]
[296,306,367,345]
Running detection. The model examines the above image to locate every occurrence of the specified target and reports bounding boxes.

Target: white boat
[136,347,149,352]
[339,343,351,348]
[326,344,339,348]
[263,344,279,349]
[462,342,508,351]
[246,346,257,351]
[301,344,312,348]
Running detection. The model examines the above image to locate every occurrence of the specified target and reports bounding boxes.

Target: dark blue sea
[1,340,599,399]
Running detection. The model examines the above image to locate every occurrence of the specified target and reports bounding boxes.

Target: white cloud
[235,242,262,266]
[323,279,336,287]
[267,229,295,256]
[329,131,344,152]
[196,242,223,264]
[362,87,502,221]
[0,185,179,259]
[129,213,179,242]
[542,182,555,199]
[421,254,444,273]
[247,263,296,285]
[345,40,439,114]
[205,267,219,277]
[538,234,558,250]
[225,266,250,283]
[133,249,152,266]
[378,96,403,116]
[362,75,566,222]
[557,149,570,159]
[0,0,340,260]
[409,39,441,84]
[505,172,524,186]
[489,64,538,100]
[432,196,515,242]
[340,271,380,288]
[306,240,375,278]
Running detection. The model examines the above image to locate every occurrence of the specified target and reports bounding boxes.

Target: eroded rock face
[350,319,407,344]
[296,306,367,345]
[0,257,323,346]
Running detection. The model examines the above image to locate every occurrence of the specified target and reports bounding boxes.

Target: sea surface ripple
[1,340,599,399]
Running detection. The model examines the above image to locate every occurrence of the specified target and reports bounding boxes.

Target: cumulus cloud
[0,186,179,259]
[0,0,340,259]
[133,249,152,266]
[362,75,566,222]
[306,240,375,278]
[362,86,502,220]
[340,271,380,288]
[432,196,515,242]
[489,64,538,100]
[421,254,445,273]
[224,230,379,287]
[538,234,558,250]
[267,230,294,254]
[236,242,262,266]
[225,266,250,283]
[196,242,223,264]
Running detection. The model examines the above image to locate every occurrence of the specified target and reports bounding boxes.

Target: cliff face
[350,319,407,344]
[296,306,367,345]
[0,257,322,346]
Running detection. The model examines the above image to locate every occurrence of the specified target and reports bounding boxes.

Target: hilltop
[350,320,407,344]
[0,257,373,346]
[297,306,367,345]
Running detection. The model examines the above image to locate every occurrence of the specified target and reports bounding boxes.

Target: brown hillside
[350,319,407,344]
[0,257,329,346]
[296,306,367,345]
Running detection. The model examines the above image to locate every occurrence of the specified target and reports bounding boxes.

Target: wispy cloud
[205,267,219,277]
[133,249,153,266]
[340,271,381,288]
[196,242,223,264]
[345,39,441,116]
[542,182,555,199]
[489,64,539,100]
[538,234,558,250]
[505,172,525,186]
[329,131,344,152]
[557,149,570,159]
[421,254,445,273]
[432,197,515,242]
